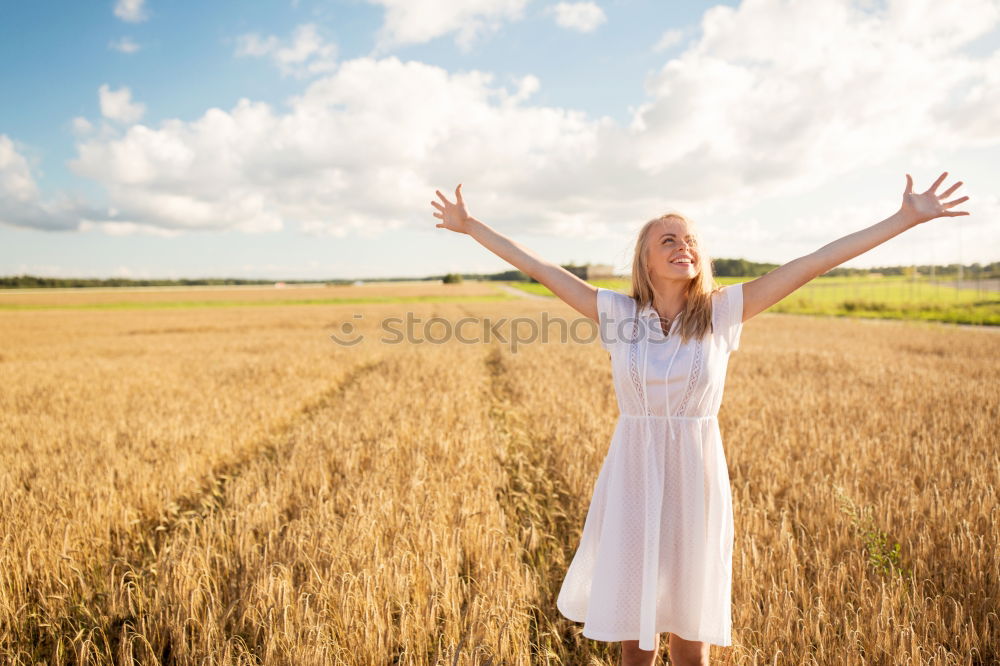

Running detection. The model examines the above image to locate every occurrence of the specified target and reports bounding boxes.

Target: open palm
[431,184,472,233]
[900,172,970,226]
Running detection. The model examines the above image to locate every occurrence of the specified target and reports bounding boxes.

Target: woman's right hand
[431,184,473,234]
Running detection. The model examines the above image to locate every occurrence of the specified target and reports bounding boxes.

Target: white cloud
[0,135,100,231]
[8,0,999,266]
[652,28,685,52]
[0,136,39,203]
[71,117,94,136]
[108,36,141,53]
[235,33,279,57]
[78,219,183,237]
[235,24,338,78]
[98,84,146,124]
[627,0,1000,208]
[67,58,605,236]
[114,0,147,23]
[366,0,529,52]
[550,2,607,33]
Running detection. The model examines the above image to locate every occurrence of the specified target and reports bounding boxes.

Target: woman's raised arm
[431,184,600,321]
[740,172,970,322]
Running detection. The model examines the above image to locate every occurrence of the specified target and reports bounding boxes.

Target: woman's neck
[649,279,688,320]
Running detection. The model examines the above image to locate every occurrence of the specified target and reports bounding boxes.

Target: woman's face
[646,217,699,282]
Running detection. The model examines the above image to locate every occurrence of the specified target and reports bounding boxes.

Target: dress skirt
[556,414,734,649]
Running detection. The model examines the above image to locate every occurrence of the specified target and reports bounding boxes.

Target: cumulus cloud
[234,23,338,78]
[0,135,101,231]
[108,36,141,53]
[627,0,1000,207]
[99,84,146,124]
[652,28,685,52]
[114,0,147,23]
[0,137,38,203]
[78,219,184,237]
[366,0,529,52]
[71,117,94,136]
[549,2,607,33]
[67,60,584,235]
[7,0,999,265]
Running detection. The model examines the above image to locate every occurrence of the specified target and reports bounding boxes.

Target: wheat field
[0,285,997,665]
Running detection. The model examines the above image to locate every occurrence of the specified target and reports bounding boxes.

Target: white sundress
[556,282,745,650]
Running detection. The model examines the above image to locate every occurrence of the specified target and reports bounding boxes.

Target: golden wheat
[0,287,997,665]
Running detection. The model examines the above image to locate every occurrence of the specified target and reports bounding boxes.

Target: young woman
[430,173,968,666]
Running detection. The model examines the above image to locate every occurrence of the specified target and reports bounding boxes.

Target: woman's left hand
[900,171,970,226]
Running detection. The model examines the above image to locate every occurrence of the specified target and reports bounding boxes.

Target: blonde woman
[430,173,968,666]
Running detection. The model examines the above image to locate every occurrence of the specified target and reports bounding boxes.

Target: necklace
[651,297,685,336]
[654,312,678,336]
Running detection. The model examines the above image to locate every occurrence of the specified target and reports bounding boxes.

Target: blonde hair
[629,212,722,344]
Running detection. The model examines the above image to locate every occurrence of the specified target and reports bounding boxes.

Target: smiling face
[644,216,700,283]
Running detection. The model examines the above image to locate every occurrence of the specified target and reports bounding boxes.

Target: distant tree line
[444,260,1000,281]
[2,260,998,288]
[0,275,344,288]
[711,258,780,277]
[817,262,1000,278]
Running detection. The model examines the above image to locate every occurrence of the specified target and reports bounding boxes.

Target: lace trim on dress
[628,304,646,415]
[675,338,703,417]
[629,301,702,418]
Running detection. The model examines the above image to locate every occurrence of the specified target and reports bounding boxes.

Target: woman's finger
[435,189,452,205]
[942,196,969,208]
[925,171,947,195]
[455,183,464,204]
[431,201,444,211]
[939,181,963,198]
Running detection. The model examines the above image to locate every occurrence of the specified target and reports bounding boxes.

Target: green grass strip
[503,279,1000,326]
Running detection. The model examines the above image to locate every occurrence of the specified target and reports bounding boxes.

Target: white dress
[556,282,744,650]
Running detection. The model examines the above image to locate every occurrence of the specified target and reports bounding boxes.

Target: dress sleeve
[596,287,632,351]
[713,282,745,353]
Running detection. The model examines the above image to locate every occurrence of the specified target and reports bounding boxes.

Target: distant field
[6,278,997,325]
[507,276,1000,326]
[0,284,997,663]
[0,282,515,310]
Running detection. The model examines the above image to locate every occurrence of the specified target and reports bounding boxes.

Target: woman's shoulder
[595,287,639,351]
[596,286,638,315]
[596,286,636,302]
[710,282,742,305]
[709,281,746,351]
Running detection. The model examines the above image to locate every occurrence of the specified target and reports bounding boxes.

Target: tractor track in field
[484,345,583,659]
[60,357,388,663]
[109,357,387,563]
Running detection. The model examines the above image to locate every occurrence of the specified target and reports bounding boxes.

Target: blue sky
[1,0,998,280]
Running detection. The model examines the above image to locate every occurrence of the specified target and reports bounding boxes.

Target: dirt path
[495,283,552,300]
